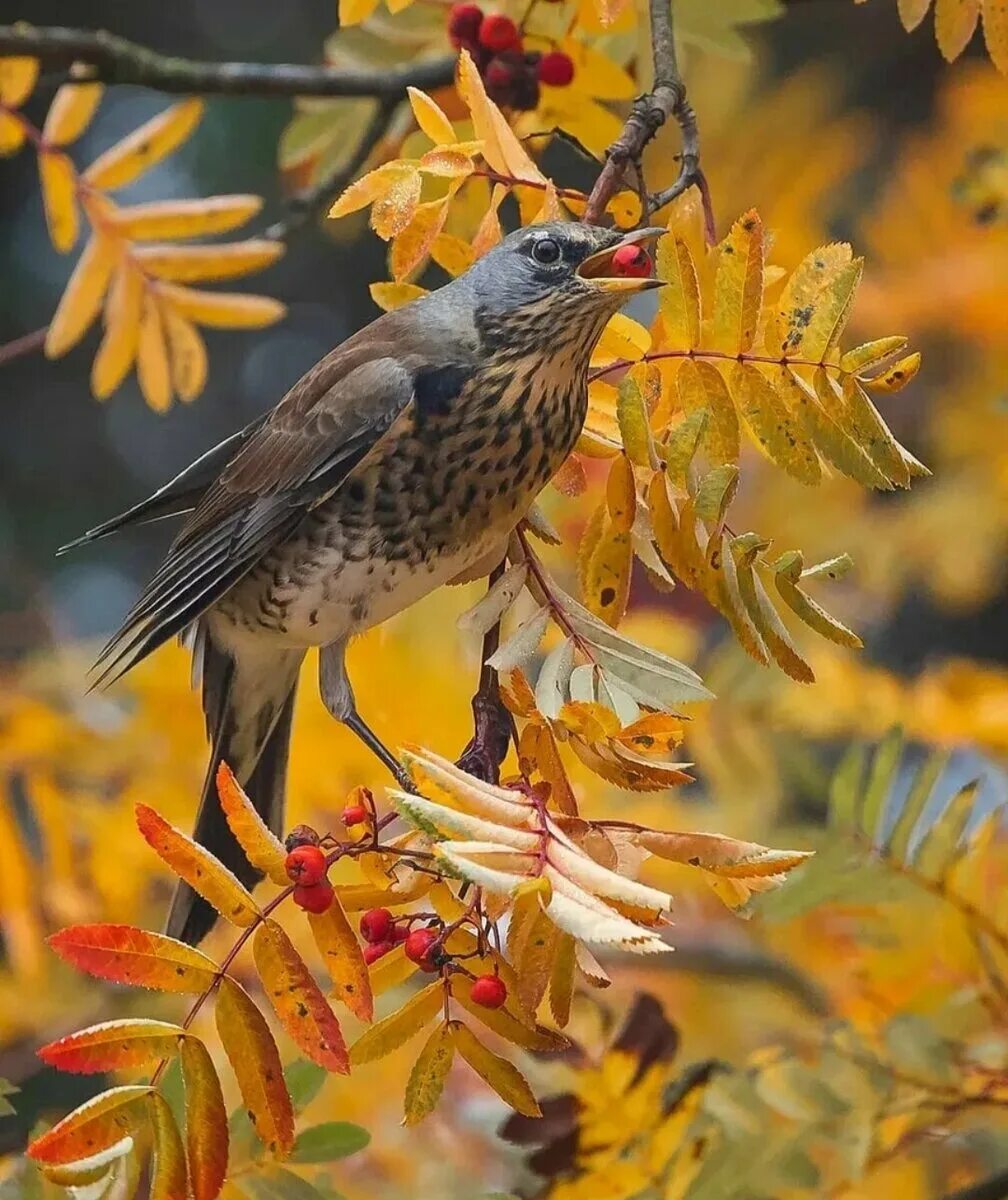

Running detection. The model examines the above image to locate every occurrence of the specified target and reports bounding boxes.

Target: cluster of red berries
[448,3,575,112]
[285,829,335,914]
[358,906,508,1007]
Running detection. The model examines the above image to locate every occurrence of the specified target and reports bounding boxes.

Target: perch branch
[581,0,714,237]
[0,24,456,98]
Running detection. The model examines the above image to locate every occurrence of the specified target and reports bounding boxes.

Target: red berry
[610,243,652,278]
[479,13,520,53]
[470,973,508,1008]
[285,844,328,886]
[448,2,484,47]
[360,907,394,944]
[537,50,574,87]
[485,56,516,91]
[393,923,409,943]
[342,803,368,826]
[293,880,335,914]
[363,940,395,964]
[404,927,441,971]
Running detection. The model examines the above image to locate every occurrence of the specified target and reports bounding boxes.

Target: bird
[61,220,664,945]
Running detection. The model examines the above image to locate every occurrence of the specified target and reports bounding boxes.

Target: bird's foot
[456,692,512,785]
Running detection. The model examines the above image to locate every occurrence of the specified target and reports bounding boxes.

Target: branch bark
[0,24,456,98]
[581,0,714,238]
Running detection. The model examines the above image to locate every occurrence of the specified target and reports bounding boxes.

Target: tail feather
[166,629,303,945]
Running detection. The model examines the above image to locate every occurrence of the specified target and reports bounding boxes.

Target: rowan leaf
[38,150,78,252]
[252,920,349,1074]
[456,49,546,184]
[148,1093,187,1200]
[0,56,38,106]
[407,87,457,145]
[452,975,570,1051]
[885,749,951,864]
[451,1021,541,1117]
[657,233,701,349]
[801,257,864,361]
[582,522,632,629]
[773,553,863,649]
[38,1019,183,1075]
[43,82,103,147]
[913,781,979,879]
[549,934,576,1027]
[162,308,208,403]
[135,803,260,926]
[133,240,283,284]
[215,762,288,886]
[215,976,295,1158]
[91,261,144,397]
[732,539,815,683]
[44,233,118,357]
[391,197,450,279]
[776,242,852,357]
[800,368,892,490]
[676,359,740,466]
[137,295,172,412]
[617,376,655,467]
[307,896,374,1024]
[48,924,219,993]
[712,210,764,354]
[84,98,204,190]
[154,283,285,328]
[839,374,911,487]
[369,281,428,312]
[731,362,822,484]
[934,0,981,59]
[487,604,550,671]
[840,335,909,374]
[863,351,921,393]
[179,1037,228,1200]
[290,1121,370,1163]
[112,195,263,240]
[349,980,444,1065]
[458,563,528,637]
[403,1022,455,1125]
[27,1086,152,1164]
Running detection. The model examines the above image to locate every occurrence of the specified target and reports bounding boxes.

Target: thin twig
[581,0,713,237]
[0,24,456,98]
[0,326,47,368]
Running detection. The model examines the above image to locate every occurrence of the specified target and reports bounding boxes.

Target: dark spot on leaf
[599,587,615,606]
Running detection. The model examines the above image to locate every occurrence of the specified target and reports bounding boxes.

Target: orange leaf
[135,804,260,927]
[216,762,288,886]
[456,49,546,185]
[371,167,422,240]
[28,1085,152,1164]
[307,898,374,1023]
[149,1092,188,1200]
[39,150,78,252]
[253,920,350,1073]
[38,1019,183,1075]
[45,232,118,358]
[48,924,219,993]
[84,98,204,191]
[214,977,294,1158]
[179,1037,228,1200]
[407,87,457,145]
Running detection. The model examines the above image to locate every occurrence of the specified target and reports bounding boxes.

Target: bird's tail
[166,626,304,946]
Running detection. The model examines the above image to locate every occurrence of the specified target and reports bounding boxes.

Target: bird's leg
[457,571,514,785]
[319,641,414,793]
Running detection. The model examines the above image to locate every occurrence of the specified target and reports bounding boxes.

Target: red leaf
[48,925,219,993]
[28,1085,151,1164]
[39,1019,183,1075]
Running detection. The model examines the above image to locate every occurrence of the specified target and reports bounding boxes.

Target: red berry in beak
[610,243,652,278]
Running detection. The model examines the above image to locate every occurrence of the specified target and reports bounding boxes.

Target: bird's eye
[531,237,561,265]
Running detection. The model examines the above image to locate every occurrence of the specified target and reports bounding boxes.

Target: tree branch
[581,0,714,238]
[0,24,456,98]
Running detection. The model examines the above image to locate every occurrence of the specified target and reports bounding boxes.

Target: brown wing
[90,342,418,689]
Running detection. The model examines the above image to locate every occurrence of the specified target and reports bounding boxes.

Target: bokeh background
[2,2,1008,1197]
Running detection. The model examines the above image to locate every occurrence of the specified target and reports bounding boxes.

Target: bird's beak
[577,226,667,294]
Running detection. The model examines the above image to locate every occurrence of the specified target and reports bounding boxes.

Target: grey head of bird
[428,221,666,357]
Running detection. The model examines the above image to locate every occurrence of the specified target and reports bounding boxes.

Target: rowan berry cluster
[285,826,335,913]
[447,3,575,112]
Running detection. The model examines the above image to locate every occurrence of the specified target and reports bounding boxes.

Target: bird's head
[453,222,665,353]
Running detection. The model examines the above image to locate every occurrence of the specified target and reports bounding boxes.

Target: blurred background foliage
[3,1,1008,1197]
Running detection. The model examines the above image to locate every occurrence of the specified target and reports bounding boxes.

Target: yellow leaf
[148,1093,187,1200]
[112,195,263,240]
[0,110,26,155]
[215,762,288,886]
[452,975,570,1052]
[840,335,908,374]
[731,541,814,683]
[84,98,204,190]
[403,1022,455,1125]
[215,977,294,1158]
[606,454,637,533]
[983,0,1008,69]
[657,234,701,350]
[372,167,423,240]
[92,262,144,399]
[934,0,980,60]
[133,239,283,283]
[775,242,852,357]
[307,896,374,1023]
[473,182,507,257]
[135,803,259,925]
[450,1021,541,1117]
[419,147,476,178]
[592,312,651,364]
[45,233,118,358]
[730,362,821,485]
[839,373,911,487]
[369,281,428,312]
[407,87,457,146]
[863,351,921,393]
[456,49,546,185]
[339,0,381,24]
[549,934,576,1027]
[676,358,739,465]
[511,906,560,1015]
[329,162,416,219]
[800,257,864,362]
[616,376,655,468]
[349,980,444,1065]
[38,1019,183,1074]
[0,56,38,107]
[253,920,349,1073]
[154,283,285,329]
[712,210,763,354]
[773,553,862,650]
[39,150,79,252]
[430,233,475,276]
[160,307,206,403]
[178,1038,228,1200]
[137,293,173,407]
[43,82,103,147]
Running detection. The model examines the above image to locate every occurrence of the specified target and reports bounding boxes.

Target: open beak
[577,226,667,293]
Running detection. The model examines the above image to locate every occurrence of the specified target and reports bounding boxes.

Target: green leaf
[859,728,904,843]
[885,750,950,865]
[285,1059,329,1114]
[290,1122,370,1163]
[236,1165,335,1200]
[913,781,980,880]
[883,1014,956,1085]
[829,744,866,831]
[0,1078,18,1118]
